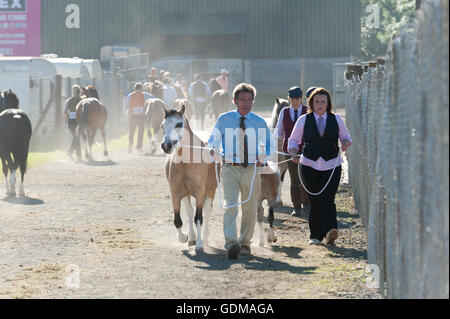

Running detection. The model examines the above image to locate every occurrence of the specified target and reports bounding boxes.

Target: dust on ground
[0,109,382,299]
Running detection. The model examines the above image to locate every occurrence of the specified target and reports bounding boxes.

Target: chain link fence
[344,0,448,298]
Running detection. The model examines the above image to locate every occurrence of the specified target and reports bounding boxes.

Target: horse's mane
[270,98,289,129]
[2,89,19,109]
[83,85,99,100]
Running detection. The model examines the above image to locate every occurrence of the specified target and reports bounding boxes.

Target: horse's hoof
[178,234,188,243]
[188,240,196,247]
[195,247,204,255]
[271,237,278,243]
[104,151,109,157]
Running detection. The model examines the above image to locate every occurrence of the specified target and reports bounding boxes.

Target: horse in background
[270,98,290,206]
[75,86,108,161]
[0,90,32,196]
[161,105,218,254]
[209,90,231,122]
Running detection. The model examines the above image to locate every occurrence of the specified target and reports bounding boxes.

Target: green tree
[361,0,416,59]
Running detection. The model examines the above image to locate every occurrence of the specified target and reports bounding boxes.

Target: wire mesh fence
[344,0,448,299]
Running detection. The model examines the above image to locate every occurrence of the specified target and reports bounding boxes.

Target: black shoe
[227,243,240,259]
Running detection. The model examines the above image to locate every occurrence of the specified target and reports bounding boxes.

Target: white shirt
[273,105,307,140]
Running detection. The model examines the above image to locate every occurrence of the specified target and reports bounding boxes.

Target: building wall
[41,0,361,60]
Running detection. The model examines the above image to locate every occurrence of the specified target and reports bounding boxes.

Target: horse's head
[161,104,186,154]
[151,80,165,100]
[84,85,99,100]
[270,98,290,128]
[1,89,19,110]
[209,78,221,94]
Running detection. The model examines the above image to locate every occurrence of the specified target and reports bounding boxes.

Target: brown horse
[161,105,218,254]
[209,89,231,122]
[75,86,108,161]
[270,98,290,205]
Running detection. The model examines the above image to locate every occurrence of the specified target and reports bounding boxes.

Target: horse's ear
[180,104,186,116]
[275,98,281,106]
[161,104,169,117]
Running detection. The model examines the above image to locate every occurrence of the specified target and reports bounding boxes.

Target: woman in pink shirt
[288,88,352,246]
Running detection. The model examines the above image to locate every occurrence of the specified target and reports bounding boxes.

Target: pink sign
[0,0,41,56]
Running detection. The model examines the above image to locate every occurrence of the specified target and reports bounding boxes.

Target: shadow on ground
[182,247,316,275]
[2,196,45,206]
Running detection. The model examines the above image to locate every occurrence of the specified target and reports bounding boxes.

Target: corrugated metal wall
[41,0,361,59]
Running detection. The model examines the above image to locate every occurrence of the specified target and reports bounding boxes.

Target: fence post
[55,75,62,148]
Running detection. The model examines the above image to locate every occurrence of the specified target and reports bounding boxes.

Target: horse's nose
[161,142,172,154]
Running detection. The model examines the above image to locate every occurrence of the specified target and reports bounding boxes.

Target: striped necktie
[294,109,299,123]
[240,117,248,167]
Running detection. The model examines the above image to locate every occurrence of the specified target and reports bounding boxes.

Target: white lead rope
[276,150,341,196]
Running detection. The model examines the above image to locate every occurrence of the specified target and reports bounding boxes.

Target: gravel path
[0,111,382,299]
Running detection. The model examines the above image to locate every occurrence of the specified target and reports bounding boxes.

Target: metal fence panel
[344,0,448,299]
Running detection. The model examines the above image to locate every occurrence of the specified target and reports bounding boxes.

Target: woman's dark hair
[307,87,333,114]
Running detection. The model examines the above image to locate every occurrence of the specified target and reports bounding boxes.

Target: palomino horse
[75,86,108,161]
[145,96,194,155]
[0,90,32,196]
[161,105,217,254]
[145,98,167,155]
[269,98,290,205]
[257,162,281,246]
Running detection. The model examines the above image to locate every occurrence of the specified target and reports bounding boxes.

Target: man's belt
[223,160,267,168]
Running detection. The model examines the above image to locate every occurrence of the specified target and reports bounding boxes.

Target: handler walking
[208,83,273,259]
[64,85,82,159]
[288,88,352,245]
[125,82,154,154]
[273,86,310,217]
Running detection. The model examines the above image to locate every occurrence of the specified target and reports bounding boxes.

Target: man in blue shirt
[208,83,275,259]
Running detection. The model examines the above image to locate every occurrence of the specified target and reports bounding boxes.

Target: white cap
[220,69,229,74]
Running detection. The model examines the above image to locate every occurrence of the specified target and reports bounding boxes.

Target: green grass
[27,132,146,169]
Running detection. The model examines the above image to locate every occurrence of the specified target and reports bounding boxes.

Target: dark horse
[75,86,108,161]
[0,90,32,196]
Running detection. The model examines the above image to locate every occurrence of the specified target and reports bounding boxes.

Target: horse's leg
[173,197,188,243]
[181,196,196,246]
[257,200,265,247]
[267,199,277,243]
[8,168,16,196]
[277,164,287,206]
[101,127,108,158]
[202,197,213,247]
[18,153,27,197]
[90,129,97,161]
[1,158,9,195]
[194,197,205,254]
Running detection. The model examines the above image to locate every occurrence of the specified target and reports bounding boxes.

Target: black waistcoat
[302,113,340,161]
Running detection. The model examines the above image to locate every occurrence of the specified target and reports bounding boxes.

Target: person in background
[216,69,230,93]
[148,67,159,83]
[288,87,352,246]
[273,86,310,218]
[125,82,155,154]
[189,74,211,130]
[304,86,317,108]
[162,77,178,107]
[64,85,83,159]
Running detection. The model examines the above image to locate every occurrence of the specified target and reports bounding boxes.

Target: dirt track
[0,112,382,299]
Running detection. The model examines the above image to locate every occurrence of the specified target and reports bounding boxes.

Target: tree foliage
[361,0,416,59]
